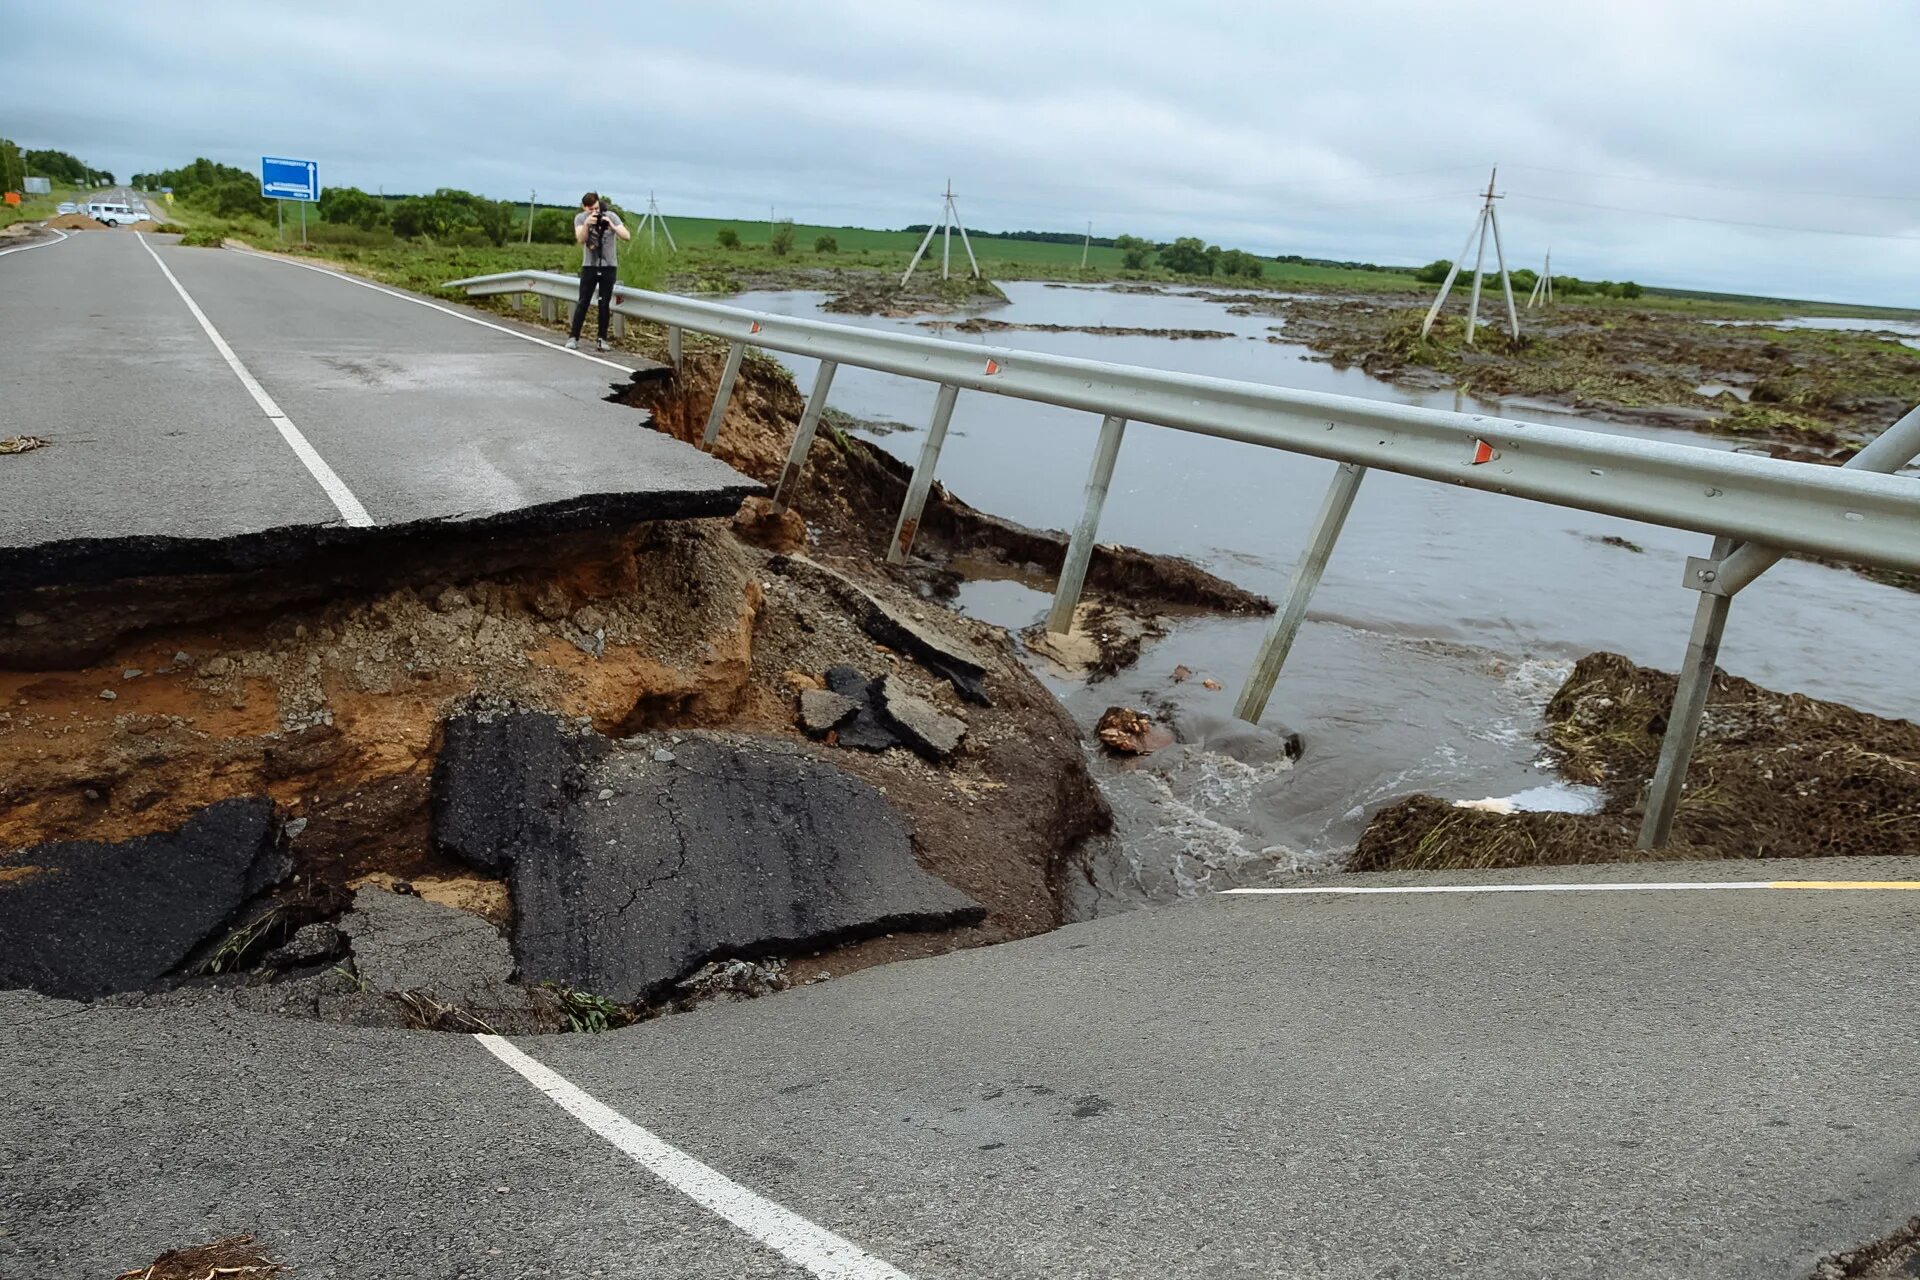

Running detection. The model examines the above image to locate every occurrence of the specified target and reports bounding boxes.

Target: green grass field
[132,189,1920,321]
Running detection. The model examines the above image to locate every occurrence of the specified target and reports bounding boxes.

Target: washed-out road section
[0,230,755,591]
[4,856,1916,1279]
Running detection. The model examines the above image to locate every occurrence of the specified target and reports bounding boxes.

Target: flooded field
[733,283,1920,892]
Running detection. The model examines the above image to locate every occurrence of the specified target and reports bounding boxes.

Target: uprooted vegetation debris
[114,1234,285,1280]
[1353,651,1920,871]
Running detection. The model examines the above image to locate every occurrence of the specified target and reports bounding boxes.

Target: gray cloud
[7,0,1918,302]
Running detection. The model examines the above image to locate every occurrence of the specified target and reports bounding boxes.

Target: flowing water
[731,283,1920,898]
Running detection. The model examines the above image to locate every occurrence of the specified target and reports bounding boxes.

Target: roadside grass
[0,186,82,229]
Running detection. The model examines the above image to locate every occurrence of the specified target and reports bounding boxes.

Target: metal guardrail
[447,268,1920,849]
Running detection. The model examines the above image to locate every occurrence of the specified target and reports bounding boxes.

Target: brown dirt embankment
[0,514,1110,980]
[617,350,1273,621]
[1353,651,1920,871]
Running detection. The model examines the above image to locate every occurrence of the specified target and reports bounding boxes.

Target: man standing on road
[569,191,630,351]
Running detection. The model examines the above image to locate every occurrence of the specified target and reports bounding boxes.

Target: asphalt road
[0,229,754,583]
[5,856,1916,1279]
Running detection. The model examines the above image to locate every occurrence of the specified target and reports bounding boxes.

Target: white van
[86,201,138,226]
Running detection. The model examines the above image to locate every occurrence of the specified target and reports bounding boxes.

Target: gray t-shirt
[576,208,623,268]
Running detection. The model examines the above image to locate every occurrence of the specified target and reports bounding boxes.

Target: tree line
[1413,258,1643,298]
[1,139,114,192]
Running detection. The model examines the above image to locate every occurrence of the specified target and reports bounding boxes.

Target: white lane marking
[229,246,637,373]
[1221,880,1901,896]
[0,226,70,257]
[476,1035,914,1280]
[137,233,374,527]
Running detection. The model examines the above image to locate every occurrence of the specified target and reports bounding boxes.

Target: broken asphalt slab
[337,886,515,1006]
[773,555,993,703]
[433,710,983,1002]
[0,797,283,999]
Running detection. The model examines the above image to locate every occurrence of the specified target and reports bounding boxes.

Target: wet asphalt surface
[4,856,1917,1279]
[0,229,755,588]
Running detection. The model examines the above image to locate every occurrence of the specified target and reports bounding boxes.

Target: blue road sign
[261,156,320,202]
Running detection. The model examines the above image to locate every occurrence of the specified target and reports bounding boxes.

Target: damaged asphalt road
[0,230,757,595]
[4,855,1919,1279]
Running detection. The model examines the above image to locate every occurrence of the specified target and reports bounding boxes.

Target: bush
[1414,259,1453,284]
[531,208,576,243]
[814,234,837,253]
[1217,249,1263,279]
[716,226,740,249]
[1157,236,1214,275]
[1619,281,1644,299]
[1121,246,1151,270]
[318,186,386,231]
[179,226,225,248]
[209,179,271,220]
[769,219,795,257]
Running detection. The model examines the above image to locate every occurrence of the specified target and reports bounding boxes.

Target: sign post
[260,156,320,246]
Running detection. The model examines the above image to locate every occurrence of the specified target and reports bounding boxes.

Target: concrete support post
[610,311,626,339]
[888,383,960,564]
[772,359,839,512]
[667,325,683,372]
[1234,462,1368,724]
[1638,537,1736,849]
[1046,414,1129,635]
[701,341,746,450]
[539,295,557,324]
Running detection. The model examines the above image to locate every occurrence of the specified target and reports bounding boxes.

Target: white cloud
[6,0,1919,302]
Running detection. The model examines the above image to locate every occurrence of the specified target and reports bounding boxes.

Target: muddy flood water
[733,283,1920,901]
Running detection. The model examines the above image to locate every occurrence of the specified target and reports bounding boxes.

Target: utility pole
[1081,220,1091,270]
[526,189,535,243]
[1527,248,1554,309]
[900,179,981,285]
[1420,166,1520,345]
[635,191,677,252]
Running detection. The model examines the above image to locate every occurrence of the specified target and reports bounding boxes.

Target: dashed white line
[229,246,638,373]
[475,1034,914,1280]
[0,226,70,257]
[136,233,374,528]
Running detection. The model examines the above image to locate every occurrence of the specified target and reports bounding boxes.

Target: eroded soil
[1353,651,1920,871]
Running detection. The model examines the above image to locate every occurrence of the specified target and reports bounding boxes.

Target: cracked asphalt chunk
[434,710,983,1002]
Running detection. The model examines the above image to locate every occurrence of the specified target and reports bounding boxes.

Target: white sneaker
[564,337,579,350]
[596,339,611,352]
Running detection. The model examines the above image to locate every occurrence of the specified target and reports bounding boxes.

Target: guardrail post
[538,294,557,324]
[701,341,746,449]
[667,324,683,372]
[1046,414,1128,634]
[1637,536,1735,850]
[610,311,626,339]
[888,383,961,564]
[1234,462,1367,724]
[772,359,838,513]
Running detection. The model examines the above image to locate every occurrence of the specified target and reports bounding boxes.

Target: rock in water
[433,711,982,1002]
[1095,706,1174,755]
[0,798,281,999]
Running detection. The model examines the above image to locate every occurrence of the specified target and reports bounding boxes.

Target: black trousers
[571,265,617,339]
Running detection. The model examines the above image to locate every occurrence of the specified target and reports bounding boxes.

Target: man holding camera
[568,191,631,351]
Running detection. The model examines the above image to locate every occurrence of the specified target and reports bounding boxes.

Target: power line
[1507,192,1920,242]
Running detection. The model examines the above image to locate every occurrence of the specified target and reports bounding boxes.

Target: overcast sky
[7,1,1920,304]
